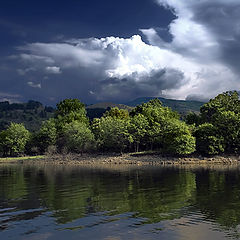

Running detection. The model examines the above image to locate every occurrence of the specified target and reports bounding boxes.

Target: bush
[45,145,57,155]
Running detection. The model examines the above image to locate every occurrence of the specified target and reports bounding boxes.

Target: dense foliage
[0,100,54,132]
[0,91,240,157]
[189,91,240,155]
[62,121,95,154]
[0,123,30,156]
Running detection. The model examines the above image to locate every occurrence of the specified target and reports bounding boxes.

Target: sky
[1,0,240,105]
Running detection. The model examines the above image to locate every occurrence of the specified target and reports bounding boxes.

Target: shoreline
[1,153,240,166]
[0,155,45,163]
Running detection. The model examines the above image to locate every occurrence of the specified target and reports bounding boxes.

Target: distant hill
[125,97,205,115]
[86,97,205,119]
[0,101,54,131]
[86,102,133,119]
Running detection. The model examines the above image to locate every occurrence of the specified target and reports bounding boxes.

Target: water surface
[1,164,240,240]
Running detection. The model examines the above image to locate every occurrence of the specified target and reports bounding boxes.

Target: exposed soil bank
[13,153,240,166]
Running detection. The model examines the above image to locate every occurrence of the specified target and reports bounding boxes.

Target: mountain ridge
[124,97,205,114]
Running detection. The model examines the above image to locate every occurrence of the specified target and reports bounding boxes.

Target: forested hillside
[0,101,54,131]
[125,97,204,115]
[86,102,133,119]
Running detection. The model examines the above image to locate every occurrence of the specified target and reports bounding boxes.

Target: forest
[0,91,239,157]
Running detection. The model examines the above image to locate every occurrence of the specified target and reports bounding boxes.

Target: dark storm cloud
[185,94,209,103]
[7,35,187,104]
[97,68,185,101]
[186,1,240,75]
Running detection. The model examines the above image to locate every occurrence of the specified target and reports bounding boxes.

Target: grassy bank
[0,155,45,163]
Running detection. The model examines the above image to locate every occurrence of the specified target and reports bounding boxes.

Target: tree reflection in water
[1,164,240,239]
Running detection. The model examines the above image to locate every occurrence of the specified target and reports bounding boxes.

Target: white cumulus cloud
[17,35,193,101]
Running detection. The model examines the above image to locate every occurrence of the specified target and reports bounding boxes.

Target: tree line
[0,91,239,157]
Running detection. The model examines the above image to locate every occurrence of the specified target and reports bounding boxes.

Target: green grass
[0,155,45,162]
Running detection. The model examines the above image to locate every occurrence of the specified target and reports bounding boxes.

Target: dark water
[1,164,240,240]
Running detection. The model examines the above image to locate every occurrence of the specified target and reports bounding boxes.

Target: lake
[1,163,240,240]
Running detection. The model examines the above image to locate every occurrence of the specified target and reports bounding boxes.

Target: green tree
[0,123,30,156]
[199,91,240,154]
[128,114,149,152]
[93,116,132,153]
[194,123,224,155]
[36,118,57,154]
[200,91,240,123]
[130,98,180,150]
[62,121,95,154]
[103,107,129,120]
[185,112,202,126]
[55,99,89,127]
[162,119,196,155]
[130,99,179,122]
[55,99,90,151]
[213,111,240,153]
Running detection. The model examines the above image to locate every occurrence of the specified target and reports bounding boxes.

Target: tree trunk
[136,143,139,152]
